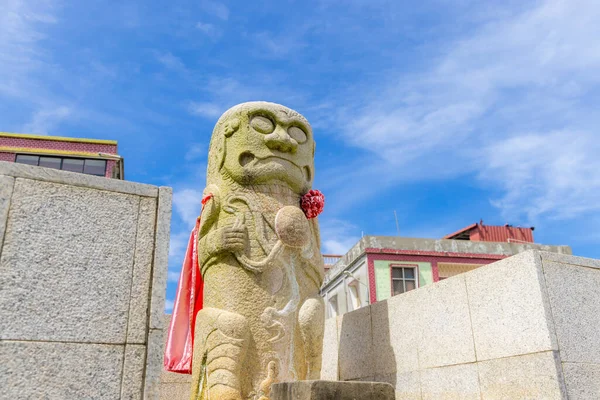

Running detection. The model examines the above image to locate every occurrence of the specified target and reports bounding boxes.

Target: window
[391,265,418,296]
[327,295,338,318]
[15,155,107,177]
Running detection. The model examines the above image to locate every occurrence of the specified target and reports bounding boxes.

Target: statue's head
[206,102,315,194]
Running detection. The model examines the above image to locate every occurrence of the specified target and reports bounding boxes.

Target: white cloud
[319,218,361,255]
[164,299,174,313]
[22,106,72,134]
[196,22,221,39]
[331,0,600,223]
[184,143,207,161]
[188,101,223,119]
[173,188,203,223]
[156,52,186,71]
[167,270,181,283]
[201,1,229,21]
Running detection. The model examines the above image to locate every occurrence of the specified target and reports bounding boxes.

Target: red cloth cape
[163,195,211,374]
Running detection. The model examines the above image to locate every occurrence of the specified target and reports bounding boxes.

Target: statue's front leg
[298,296,325,380]
[190,307,249,400]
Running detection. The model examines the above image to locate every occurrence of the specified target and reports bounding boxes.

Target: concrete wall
[321,250,600,399]
[0,161,171,399]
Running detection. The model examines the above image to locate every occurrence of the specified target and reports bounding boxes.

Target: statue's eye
[288,126,307,143]
[250,116,275,134]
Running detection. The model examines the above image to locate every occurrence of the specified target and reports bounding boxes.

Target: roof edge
[0,132,117,145]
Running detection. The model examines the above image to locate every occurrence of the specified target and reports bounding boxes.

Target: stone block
[271,380,395,400]
[543,260,600,364]
[477,351,566,399]
[562,362,600,399]
[0,179,139,343]
[375,371,421,400]
[320,317,339,380]
[0,175,14,253]
[121,344,146,400]
[540,251,600,270]
[149,186,171,330]
[0,340,124,399]
[338,306,373,381]
[127,197,157,344]
[0,160,158,197]
[466,250,557,361]
[420,363,481,400]
[144,328,165,400]
[372,289,419,376]
[159,383,191,400]
[417,275,476,369]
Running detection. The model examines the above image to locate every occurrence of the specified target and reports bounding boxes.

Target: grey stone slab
[562,362,600,399]
[0,340,124,400]
[466,250,557,361]
[144,328,164,400]
[0,160,158,197]
[375,371,421,400]
[159,383,191,400]
[372,289,420,375]
[0,175,14,254]
[0,179,139,343]
[127,197,158,344]
[417,275,476,369]
[121,344,146,400]
[338,306,373,381]
[540,251,600,270]
[420,363,481,400]
[320,317,339,380]
[149,186,172,330]
[543,261,600,363]
[477,351,566,399]
[271,380,395,400]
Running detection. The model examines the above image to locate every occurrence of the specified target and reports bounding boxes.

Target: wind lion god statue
[165,102,326,400]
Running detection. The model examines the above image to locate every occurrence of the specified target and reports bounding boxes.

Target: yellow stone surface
[190,102,325,400]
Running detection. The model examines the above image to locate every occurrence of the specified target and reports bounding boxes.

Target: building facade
[0,132,124,179]
[321,225,571,318]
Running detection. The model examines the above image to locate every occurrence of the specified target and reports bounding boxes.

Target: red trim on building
[364,248,506,260]
[366,251,507,300]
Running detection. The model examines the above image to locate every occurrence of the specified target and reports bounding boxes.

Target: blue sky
[3,0,600,311]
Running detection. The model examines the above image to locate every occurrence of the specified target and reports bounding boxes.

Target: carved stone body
[190,102,325,400]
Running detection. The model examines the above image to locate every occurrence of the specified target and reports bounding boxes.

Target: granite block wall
[0,161,171,400]
[321,250,600,399]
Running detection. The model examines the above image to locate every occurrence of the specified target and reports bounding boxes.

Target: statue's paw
[222,225,246,253]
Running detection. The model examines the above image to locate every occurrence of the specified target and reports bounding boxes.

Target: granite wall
[0,161,171,399]
[321,250,600,399]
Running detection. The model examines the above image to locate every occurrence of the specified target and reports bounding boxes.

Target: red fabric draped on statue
[163,194,212,374]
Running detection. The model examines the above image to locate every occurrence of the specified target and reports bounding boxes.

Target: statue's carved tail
[190,308,249,400]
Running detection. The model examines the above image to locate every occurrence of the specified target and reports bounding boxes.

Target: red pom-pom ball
[301,189,325,219]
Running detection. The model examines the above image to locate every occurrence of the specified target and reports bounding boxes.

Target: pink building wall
[0,134,119,178]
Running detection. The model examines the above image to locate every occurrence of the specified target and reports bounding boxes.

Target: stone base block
[271,380,395,400]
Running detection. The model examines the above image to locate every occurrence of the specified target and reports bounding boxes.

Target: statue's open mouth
[239,152,312,182]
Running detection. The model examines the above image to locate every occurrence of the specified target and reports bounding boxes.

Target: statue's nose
[264,127,298,153]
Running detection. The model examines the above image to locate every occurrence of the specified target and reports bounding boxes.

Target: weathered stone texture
[149,186,171,331]
[121,344,147,400]
[320,317,339,380]
[321,250,600,399]
[0,341,124,399]
[271,380,395,400]
[466,250,557,361]
[0,175,14,251]
[543,260,600,364]
[0,178,139,343]
[127,197,157,344]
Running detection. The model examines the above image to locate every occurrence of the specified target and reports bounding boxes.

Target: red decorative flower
[301,189,325,219]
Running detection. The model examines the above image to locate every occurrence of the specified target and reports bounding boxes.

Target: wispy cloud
[156,52,187,72]
[201,0,229,21]
[196,22,221,39]
[164,299,174,313]
[188,101,223,119]
[330,0,600,224]
[22,106,72,134]
[319,218,361,255]
[173,188,203,223]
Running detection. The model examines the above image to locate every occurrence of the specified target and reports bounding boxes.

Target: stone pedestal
[271,380,395,400]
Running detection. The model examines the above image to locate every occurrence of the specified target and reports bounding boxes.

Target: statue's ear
[223,117,240,137]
